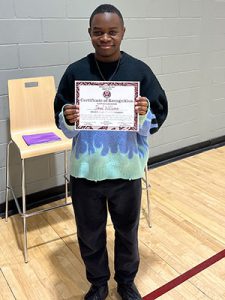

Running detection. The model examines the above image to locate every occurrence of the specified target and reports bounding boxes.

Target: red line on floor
[143,249,225,300]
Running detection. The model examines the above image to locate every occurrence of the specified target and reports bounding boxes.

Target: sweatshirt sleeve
[54,65,75,129]
[138,105,158,137]
[58,107,79,139]
[140,65,168,134]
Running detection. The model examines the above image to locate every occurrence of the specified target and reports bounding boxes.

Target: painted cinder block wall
[0,0,225,206]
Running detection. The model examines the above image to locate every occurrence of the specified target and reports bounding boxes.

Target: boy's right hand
[63,104,80,124]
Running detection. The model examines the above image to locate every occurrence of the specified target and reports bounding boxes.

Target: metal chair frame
[142,166,152,228]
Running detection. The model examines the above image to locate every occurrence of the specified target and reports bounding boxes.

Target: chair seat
[12,127,71,159]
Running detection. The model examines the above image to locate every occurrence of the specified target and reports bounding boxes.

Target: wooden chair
[5,76,72,263]
[142,166,152,228]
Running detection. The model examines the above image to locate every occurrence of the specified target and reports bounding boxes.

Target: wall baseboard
[148,135,225,168]
[1,134,225,218]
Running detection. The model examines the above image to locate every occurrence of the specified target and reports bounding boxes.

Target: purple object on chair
[22,132,61,146]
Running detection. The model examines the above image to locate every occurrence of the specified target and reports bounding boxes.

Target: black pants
[70,176,142,286]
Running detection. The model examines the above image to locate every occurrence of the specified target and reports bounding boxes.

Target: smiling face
[88,12,125,62]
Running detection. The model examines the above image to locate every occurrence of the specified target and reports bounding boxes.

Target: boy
[54,4,168,300]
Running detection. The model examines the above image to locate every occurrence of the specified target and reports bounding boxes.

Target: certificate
[75,81,139,131]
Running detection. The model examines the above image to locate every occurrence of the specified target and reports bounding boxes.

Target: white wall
[0,0,225,204]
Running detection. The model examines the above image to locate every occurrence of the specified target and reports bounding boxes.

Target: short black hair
[89,4,124,27]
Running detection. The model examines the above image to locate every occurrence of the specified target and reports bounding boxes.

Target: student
[54,4,168,300]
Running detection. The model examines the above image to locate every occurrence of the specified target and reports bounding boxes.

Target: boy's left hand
[135,97,149,115]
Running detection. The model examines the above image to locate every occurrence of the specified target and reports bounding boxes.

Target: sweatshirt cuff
[59,105,75,131]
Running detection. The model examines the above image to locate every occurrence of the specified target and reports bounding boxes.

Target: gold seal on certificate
[75,81,139,131]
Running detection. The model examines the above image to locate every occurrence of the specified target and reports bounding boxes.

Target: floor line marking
[143,249,225,300]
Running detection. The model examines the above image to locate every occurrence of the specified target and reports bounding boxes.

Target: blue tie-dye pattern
[59,108,157,180]
[94,132,119,156]
[60,108,156,160]
[74,130,148,159]
[137,135,148,158]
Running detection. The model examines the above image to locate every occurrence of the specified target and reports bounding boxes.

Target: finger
[64,114,76,124]
[135,105,148,115]
[68,119,76,124]
[139,109,147,115]
[64,108,76,117]
[135,97,148,106]
[64,104,76,110]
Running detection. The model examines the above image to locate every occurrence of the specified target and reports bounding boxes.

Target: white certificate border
[75,81,139,131]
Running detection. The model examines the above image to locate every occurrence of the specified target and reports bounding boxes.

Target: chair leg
[21,159,28,263]
[144,166,152,228]
[64,150,68,204]
[5,141,12,222]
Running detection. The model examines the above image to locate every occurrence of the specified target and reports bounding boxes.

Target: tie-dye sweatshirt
[54,52,168,181]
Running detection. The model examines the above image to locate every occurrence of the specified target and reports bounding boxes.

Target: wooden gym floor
[0,146,225,299]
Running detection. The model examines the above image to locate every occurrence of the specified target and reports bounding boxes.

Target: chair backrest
[8,76,57,134]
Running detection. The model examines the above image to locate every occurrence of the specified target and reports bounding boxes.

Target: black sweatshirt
[54,52,168,134]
